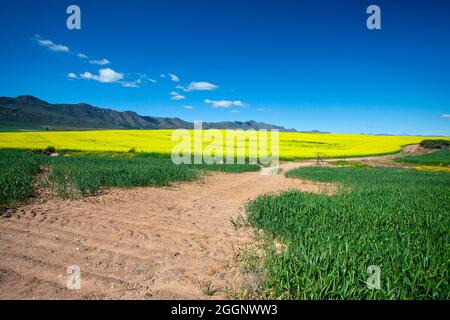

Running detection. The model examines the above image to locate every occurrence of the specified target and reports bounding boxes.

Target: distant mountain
[299,129,330,134]
[0,95,297,132]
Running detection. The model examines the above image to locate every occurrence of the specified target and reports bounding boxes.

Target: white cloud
[95,68,123,83]
[440,114,450,119]
[232,100,247,107]
[204,99,248,108]
[89,58,111,65]
[34,35,116,70]
[230,110,240,113]
[67,72,78,79]
[182,82,218,92]
[122,82,139,88]
[171,95,185,101]
[170,91,185,101]
[80,72,94,79]
[160,73,180,81]
[34,36,115,69]
[79,68,124,83]
[122,79,142,88]
[122,83,138,88]
[168,73,180,82]
[183,105,193,110]
[118,74,157,88]
[256,108,272,112]
[35,36,70,52]
[138,74,157,84]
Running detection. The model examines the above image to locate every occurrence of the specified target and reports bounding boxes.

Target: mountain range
[0,95,299,132]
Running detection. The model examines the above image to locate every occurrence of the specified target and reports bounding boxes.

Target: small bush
[419,140,450,150]
[41,146,56,155]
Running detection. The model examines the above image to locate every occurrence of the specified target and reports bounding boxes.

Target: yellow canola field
[0,130,448,160]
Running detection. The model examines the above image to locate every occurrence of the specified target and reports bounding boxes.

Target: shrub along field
[246,166,450,299]
[0,149,259,210]
[395,150,450,166]
[419,139,450,150]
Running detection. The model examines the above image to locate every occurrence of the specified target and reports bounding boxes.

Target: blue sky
[0,0,449,135]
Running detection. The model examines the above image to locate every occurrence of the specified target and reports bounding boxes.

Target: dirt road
[0,161,333,300]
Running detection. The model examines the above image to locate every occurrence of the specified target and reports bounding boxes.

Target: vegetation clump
[41,146,56,155]
[419,139,450,150]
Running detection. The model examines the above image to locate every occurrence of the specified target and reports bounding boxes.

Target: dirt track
[0,161,334,300]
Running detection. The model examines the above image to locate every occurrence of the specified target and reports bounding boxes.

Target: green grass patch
[0,149,260,210]
[246,166,450,299]
[395,150,450,166]
[45,155,199,196]
[0,150,43,210]
[330,160,370,168]
[46,154,259,196]
[0,124,46,132]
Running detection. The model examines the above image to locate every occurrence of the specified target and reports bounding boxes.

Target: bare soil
[0,161,332,300]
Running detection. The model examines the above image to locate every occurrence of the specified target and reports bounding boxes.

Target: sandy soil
[0,161,333,300]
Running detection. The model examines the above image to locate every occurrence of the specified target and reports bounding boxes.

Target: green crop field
[0,149,259,211]
[395,150,450,166]
[48,153,260,196]
[246,166,450,299]
[0,150,43,210]
[46,155,200,196]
